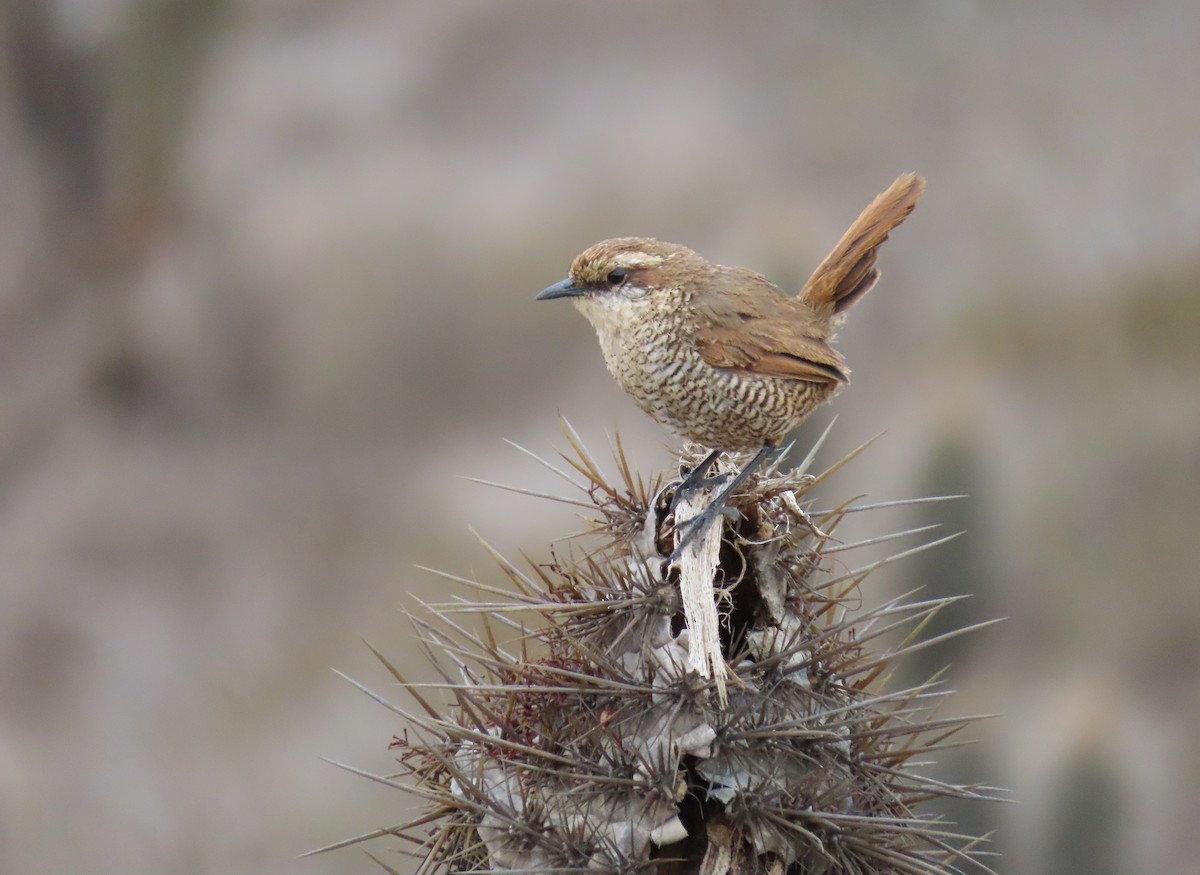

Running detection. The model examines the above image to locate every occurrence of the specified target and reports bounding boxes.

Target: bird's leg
[672,449,725,504]
[670,443,780,561]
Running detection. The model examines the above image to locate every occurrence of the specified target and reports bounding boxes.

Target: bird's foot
[668,445,781,562]
[670,499,740,562]
[667,450,733,561]
[673,449,725,502]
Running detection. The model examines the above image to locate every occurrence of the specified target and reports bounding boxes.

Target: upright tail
[799,172,925,319]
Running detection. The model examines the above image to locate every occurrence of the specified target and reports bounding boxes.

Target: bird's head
[537,237,711,328]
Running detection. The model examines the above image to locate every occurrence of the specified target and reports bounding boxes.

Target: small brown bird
[537,173,925,470]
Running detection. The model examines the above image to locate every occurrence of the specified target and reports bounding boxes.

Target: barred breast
[592,300,836,452]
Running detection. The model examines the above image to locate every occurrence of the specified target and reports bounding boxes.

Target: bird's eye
[606,268,627,286]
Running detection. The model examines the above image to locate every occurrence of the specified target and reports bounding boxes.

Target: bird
[537,173,925,549]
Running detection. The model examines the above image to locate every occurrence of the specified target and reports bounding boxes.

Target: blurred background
[2,1,1198,873]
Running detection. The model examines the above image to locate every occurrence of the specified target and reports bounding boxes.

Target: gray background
[2,2,1198,873]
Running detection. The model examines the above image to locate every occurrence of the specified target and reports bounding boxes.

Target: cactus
[318,421,999,874]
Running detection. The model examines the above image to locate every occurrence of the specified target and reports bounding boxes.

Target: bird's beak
[536,278,587,301]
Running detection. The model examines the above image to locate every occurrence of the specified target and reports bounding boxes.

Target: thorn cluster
[318,420,999,874]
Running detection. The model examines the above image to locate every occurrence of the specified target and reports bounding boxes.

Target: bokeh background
[2,1,1198,873]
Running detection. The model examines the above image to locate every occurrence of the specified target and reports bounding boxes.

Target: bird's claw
[669,502,740,562]
[672,450,725,503]
[670,471,731,511]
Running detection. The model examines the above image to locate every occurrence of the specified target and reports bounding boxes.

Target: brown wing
[693,269,849,384]
[799,172,925,318]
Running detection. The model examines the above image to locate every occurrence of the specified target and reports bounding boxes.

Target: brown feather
[799,172,925,317]
[693,268,849,384]
[691,174,923,385]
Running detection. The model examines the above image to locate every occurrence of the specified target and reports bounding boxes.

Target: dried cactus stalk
[318,421,1000,874]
